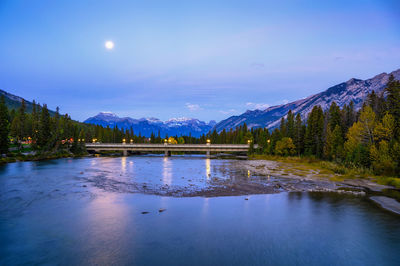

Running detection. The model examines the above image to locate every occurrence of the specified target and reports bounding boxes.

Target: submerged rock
[370,196,400,215]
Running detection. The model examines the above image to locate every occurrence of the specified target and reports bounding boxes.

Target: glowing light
[105,40,114,50]
[206,158,211,179]
[121,157,127,173]
[162,157,172,185]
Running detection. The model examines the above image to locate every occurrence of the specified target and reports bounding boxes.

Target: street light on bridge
[206,139,211,146]
[130,139,133,144]
[122,138,126,144]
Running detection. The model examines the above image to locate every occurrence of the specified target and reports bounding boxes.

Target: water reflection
[205,158,210,179]
[202,197,209,216]
[1,158,400,265]
[162,157,172,185]
[121,157,127,174]
[83,192,131,265]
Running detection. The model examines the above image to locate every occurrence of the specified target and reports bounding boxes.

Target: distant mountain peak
[214,68,400,132]
[166,117,193,122]
[97,111,118,117]
[84,114,214,137]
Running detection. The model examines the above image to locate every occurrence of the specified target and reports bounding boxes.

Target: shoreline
[1,154,399,215]
[0,152,90,164]
[241,159,400,215]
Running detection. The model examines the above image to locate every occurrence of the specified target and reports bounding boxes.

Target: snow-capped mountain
[84,113,216,137]
[214,68,400,132]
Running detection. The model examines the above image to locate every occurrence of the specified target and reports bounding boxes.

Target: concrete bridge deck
[85,143,252,157]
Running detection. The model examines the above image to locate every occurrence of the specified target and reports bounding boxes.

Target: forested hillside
[206,75,400,177]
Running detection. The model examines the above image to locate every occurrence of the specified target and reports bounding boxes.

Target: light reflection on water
[206,158,210,179]
[121,156,127,174]
[162,157,172,185]
[0,156,399,265]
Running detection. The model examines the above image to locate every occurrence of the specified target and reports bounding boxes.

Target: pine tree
[286,110,294,139]
[38,104,51,149]
[331,124,344,160]
[279,117,286,137]
[386,75,400,138]
[31,101,39,148]
[19,99,27,139]
[293,113,304,155]
[343,101,356,131]
[305,106,324,157]
[323,126,333,159]
[328,102,342,132]
[0,96,10,154]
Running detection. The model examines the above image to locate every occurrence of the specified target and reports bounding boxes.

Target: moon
[105,40,114,50]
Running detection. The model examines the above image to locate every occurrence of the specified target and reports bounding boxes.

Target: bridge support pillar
[206,150,210,158]
[164,150,171,157]
[123,150,128,156]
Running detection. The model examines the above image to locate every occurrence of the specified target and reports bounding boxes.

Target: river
[1,156,399,265]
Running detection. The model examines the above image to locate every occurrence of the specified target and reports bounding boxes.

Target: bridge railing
[85,143,251,148]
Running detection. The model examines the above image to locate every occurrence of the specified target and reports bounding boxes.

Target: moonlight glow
[105,41,114,50]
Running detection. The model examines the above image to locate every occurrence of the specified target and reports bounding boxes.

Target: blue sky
[0,0,399,122]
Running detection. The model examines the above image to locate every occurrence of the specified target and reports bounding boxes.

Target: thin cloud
[185,103,202,112]
[219,109,237,115]
[250,62,265,68]
[246,102,270,110]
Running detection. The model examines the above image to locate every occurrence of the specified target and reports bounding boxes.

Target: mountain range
[84,112,216,138]
[2,68,399,137]
[213,68,400,132]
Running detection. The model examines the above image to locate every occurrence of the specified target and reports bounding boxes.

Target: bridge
[85,143,254,157]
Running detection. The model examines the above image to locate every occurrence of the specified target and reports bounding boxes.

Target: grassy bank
[250,154,400,189]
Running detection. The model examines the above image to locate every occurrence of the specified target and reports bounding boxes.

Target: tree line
[0,74,399,177]
[206,75,400,177]
[0,98,203,156]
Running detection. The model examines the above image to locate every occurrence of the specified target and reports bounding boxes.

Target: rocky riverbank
[77,156,400,214]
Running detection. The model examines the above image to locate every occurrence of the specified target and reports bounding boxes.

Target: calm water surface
[1,156,399,265]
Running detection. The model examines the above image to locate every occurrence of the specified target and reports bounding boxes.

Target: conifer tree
[386,75,400,137]
[286,110,294,139]
[328,102,342,132]
[305,106,324,157]
[38,104,51,149]
[31,101,39,147]
[279,117,286,137]
[331,124,344,160]
[293,113,304,155]
[0,96,10,154]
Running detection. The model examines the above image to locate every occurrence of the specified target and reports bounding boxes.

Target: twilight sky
[0,0,399,122]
